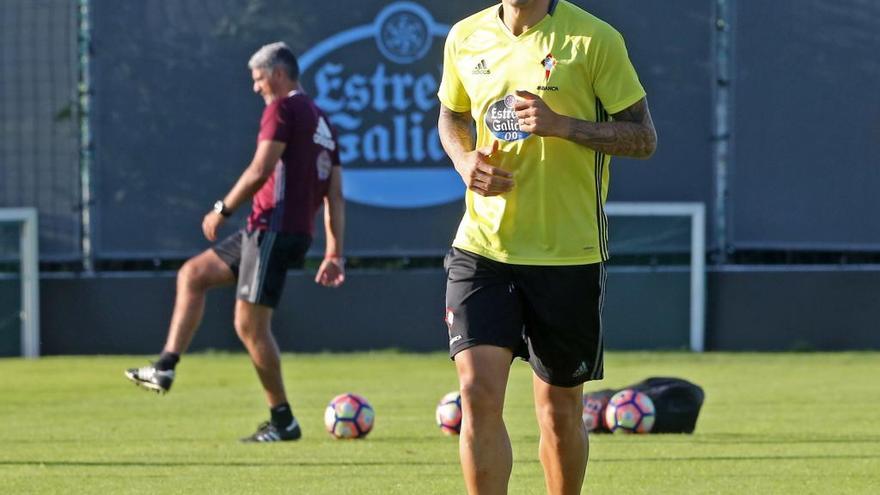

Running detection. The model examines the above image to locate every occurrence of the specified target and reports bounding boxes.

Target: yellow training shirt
[438,0,646,265]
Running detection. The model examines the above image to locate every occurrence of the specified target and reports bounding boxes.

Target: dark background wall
[2,0,879,355]
[0,277,19,356]
[730,0,880,250]
[0,0,81,261]
[2,267,878,356]
[707,267,880,350]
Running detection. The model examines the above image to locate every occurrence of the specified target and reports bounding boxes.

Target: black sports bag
[628,377,705,433]
[585,377,705,434]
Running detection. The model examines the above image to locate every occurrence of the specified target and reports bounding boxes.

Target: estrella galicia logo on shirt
[485,94,530,142]
[298,2,459,209]
[538,53,559,91]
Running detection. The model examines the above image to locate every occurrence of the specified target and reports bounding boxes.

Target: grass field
[1,352,879,494]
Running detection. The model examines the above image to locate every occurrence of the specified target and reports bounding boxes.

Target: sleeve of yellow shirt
[589,27,647,115]
[437,24,472,113]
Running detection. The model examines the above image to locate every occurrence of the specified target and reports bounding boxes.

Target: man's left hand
[315,257,345,288]
[202,211,225,242]
[514,90,568,138]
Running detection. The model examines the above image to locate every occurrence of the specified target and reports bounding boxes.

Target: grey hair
[248,42,300,80]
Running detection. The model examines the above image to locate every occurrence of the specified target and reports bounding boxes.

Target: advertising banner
[91,0,714,258]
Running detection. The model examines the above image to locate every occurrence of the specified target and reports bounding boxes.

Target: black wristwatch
[213,200,231,218]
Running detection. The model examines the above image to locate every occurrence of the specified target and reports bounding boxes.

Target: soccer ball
[324,393,375,439]
[604,389,655,434]
[435,391,462,435]
[582,394,609,432]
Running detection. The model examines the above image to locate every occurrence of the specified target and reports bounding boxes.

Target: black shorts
[212,229,311,308]
[444,247,607,387]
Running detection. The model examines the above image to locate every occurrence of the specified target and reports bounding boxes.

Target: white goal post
[605,202,706,352]
[0,207,40,358]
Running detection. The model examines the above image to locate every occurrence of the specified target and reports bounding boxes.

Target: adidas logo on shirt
[472,59,491,75]
[313,116,336,151]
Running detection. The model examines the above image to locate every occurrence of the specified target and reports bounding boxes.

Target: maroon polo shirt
[248,91,340,235]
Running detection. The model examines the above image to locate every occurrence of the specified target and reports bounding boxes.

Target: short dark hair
[248,42,299,81]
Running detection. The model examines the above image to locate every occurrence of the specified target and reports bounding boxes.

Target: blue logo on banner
[299,2,458,209]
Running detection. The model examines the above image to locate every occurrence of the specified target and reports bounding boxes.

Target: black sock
[270,403,294,427]
[154,351,180,371]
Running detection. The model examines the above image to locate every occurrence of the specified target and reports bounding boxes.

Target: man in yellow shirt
[438,1,657,493]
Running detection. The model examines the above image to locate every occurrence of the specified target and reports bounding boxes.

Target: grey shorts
[212,229,311,308]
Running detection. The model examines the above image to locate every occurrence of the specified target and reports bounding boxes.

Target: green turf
[1,352,878,494]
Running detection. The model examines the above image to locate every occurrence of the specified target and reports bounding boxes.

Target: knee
[234,315,255,342]
[459,378,505,419]
[536,399,583,437]
[177,259,209,291]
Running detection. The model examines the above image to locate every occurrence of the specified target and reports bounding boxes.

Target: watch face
[214,201,223,213]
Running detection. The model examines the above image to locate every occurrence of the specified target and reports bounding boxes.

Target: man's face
[252,67,279,105]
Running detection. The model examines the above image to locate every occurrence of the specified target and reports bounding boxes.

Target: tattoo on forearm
[438,107,475,161]
[566,98,657,158]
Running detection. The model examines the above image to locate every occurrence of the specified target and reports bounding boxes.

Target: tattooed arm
[437,105,476,166]
[438,105,514,197]
[514,91,658,159]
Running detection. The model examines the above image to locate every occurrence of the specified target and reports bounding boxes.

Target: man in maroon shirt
[125,42,345,442]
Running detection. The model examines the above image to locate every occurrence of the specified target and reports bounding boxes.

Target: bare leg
[234,299,287,408]
[163,249,234,354]
[455,345,514,495]
[533,375,588,495]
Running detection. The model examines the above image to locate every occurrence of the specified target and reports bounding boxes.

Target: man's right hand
[454,141,514,197]
[202,211,225,242]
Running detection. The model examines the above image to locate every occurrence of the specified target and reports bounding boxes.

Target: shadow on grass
[4,435,450,445]
[598,453,880,463]
[9,433,879,446]
[3,453,879,469]
[588,433,880,446]
[0,459,464,468]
